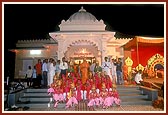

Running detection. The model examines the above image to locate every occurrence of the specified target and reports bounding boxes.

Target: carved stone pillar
[101,36,108,63]
[57,38,65,60]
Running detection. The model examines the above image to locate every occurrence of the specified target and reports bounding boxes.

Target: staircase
[117,85,152,105]
[16,88,65,108]
[16,85,152,108]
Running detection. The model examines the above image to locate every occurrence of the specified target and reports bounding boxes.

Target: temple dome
[59,6,106,31]
[68,6,97,22]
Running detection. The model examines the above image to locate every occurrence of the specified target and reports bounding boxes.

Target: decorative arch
[65,39,100,60]
[147,53,164,72]
[65,39,99,52]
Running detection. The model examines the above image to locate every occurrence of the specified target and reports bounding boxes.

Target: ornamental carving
[136,64,144,71]
[147,53,164,72]
[125,57,133,67]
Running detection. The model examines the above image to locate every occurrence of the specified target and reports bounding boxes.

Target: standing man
[35,59,42,88]
[48,58,56,86]
[102,57,112,81]
[94,61,102,74]
[59,57,68,78]
[90,60,96,76]
[111,59,117,84]
[42,59,48,88]
[55,60,61,77]
[116,58,123,85]
[78,61,81,77]
[80,58,89,85]
[32,66,37,88]
[26,66,33,87]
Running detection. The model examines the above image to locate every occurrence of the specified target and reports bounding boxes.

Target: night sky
[3,3,164,78]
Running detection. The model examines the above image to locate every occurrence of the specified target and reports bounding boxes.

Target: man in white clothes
[102,57,112,81]
[48,58,56,86]
[59,57,68,78]
[111,58,117,83]
[134,70,143,84]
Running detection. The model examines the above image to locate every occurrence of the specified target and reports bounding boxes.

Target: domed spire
[79,6,86,12]
[59,6,106,31]
[68,6,97,22]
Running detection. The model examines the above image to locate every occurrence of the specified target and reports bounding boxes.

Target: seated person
[134,70,143,85]
[13,79,25,90]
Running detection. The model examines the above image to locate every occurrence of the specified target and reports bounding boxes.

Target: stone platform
[26,105,163,111]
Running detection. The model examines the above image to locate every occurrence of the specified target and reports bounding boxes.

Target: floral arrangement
[152,99,164,110]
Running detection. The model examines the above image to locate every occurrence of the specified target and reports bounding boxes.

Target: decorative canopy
[122,37,164,50]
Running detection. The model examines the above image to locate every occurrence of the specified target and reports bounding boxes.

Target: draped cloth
[80,61,89,85]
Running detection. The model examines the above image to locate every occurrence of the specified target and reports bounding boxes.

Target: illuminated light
[98,51,101,56]
[81,48,86,53]
[90,33,93,36]
[131,49,135,51]
[30,50,41,55]
[14,50,18,53]
[137,36,163,40]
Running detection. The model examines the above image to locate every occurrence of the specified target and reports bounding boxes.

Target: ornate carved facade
[12,7,132,79]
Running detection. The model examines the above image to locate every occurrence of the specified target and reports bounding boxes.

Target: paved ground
[95,105,163,111]
[26,105,163,111]
[26,97,165,112]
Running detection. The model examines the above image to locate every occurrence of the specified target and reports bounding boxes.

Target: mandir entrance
[65,41,100,64]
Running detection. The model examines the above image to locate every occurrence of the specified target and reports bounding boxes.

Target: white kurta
[26,69,33,78]
[59,62,68,70]
[134,73,143,84]
[48,63,56,86]
[102,61,112,80]
[111,62,117,76]
[111,62,117,82]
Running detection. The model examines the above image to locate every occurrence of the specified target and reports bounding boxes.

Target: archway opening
[65,40,101,64]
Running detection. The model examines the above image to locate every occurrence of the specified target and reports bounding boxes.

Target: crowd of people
[25,56,123,109]
[25,56,124,88]
[24,55,163,109]
[45,56,123,110]
[25,56,154,109]
[47,70,121,110]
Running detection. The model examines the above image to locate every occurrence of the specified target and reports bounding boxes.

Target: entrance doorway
[70,57,96,64]
[65,45,99,62]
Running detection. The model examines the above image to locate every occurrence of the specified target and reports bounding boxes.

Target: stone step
[116,86,139,90]
[16,102,66,108]
[15,85,152,108]
[19,96,53,102]
[23,91,142,96]
[121,98,152,105]
[118,90,142,95]
[16,98,152,108]
[25,87,140,93]
[26,88,48,92]
[119,94,148,99]
[19,94,148,103]
[26,86,140,92]
[117,87,139,90]
[24,92,49,96]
